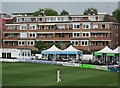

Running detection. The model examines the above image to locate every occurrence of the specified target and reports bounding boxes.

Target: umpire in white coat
[57,69,61,82]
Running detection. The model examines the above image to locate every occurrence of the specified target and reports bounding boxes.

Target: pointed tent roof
[112,46,120,53]
[42,45,62,52]
[63,45,82,52]
[97,46,113,53]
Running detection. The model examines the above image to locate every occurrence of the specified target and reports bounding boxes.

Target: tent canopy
[96,46,113,53]
[63,45,83,54]
[112,46,120,54]
[41,45,62,54]
[41,45,83,55]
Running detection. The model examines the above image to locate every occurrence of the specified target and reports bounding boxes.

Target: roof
[12,12,34,15]
[97,46,113,53]
[63,45,82,52]
[42,45,62,52]
[41,45,83,54]
[112,46,120,53]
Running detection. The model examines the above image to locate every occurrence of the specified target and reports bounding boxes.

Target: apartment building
[2,13,120,52]
[0,13,13,48]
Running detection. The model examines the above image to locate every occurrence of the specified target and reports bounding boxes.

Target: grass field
[2,62,118,86]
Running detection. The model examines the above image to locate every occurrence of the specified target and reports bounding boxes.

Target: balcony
[3,37,19,40]
[89,37,111,40]
[2,45,35,50]
[36,36,71,41]
[75,45,105,51]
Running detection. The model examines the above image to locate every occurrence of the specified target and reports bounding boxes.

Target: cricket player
[57,69,61,82]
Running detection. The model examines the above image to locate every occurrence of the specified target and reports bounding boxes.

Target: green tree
[53,42,61,49]
[33,8,58,16]
[112,9,120,23]
[60,10,69,15]
[83,8,98,15]
[33,8,44,16]
[44,8,58,16]
[34,41,52,52]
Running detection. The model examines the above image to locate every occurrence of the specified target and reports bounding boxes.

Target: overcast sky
[1,1,119,15]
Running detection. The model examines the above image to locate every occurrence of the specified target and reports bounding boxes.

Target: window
[86,33,89,37]
[29,33,36,38]
[96,17,98,21]
[73,33,80,37]
[102,33,108,37]
[83,33,85,37]
[82,41,84,45]
[102,24,105,29]
[29,24,36,30]
[18,41,25,46]
[73,24,80,29]
[77,33,80,36]
[7,25,14,30]
[105,24,109,29]
[83,23,90,29]
[20,24,27,30]
[31,41,33,45]
[27,41,34,46]
[71,41,79,46]
[93,25,98,29]
[86,25,89,28]
[82,33,90,37]
[74,25,77,28]
[28,52,30,56]
[19,42,21,45]
[20,33,27,38]
[81,41,88,46]
[77,25,80,28]
[58,34,64,37]
[85,41,87,45]
[25,52,27,56]
[22,41,25,45]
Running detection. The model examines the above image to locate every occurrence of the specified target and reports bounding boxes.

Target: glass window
[83,33,85,36]
[86,33,89,37]
[25,52,27,56]
[28,52,30,56]
[74,25,76,28]
[77,33,80,37]
[27,41,30,45]
[102,24,105,28]
[22,41,25,45]
[86,25,89,28]
[31,41,33,45]
[82,41,84,45]
[85,41,87,45]
[77,25,80,28]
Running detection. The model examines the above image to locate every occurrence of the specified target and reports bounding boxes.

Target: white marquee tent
[96,46,113,53]
[41,45,83,61]
[112,46,120,53]
[112,46,120,64]
[93,46,114,63]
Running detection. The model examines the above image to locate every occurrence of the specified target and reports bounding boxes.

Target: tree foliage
[34,41,52,52]
[33,8,58,16]
[83,8,98,15]
[60,10,69,15]
[33,8,44,16]
[112,9,120,23]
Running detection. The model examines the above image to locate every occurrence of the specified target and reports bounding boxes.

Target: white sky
[1,1,120,15]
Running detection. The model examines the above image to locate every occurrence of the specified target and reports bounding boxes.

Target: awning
[106,53,115,56]
[94,52,102,56]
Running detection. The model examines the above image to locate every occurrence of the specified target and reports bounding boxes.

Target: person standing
[57,69,61,82]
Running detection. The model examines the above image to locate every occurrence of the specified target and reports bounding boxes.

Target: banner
[79,64,95,69]
[63,62,79,67]
[94,65,108,71]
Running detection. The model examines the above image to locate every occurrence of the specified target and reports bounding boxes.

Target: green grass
[2,62,118,86]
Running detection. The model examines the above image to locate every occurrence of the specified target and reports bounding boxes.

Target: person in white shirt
[57,69,61,82]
